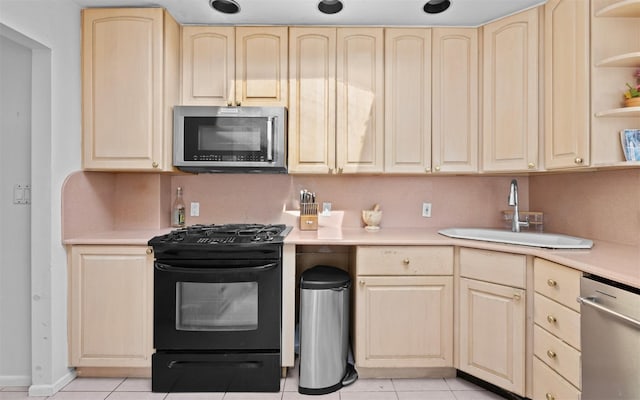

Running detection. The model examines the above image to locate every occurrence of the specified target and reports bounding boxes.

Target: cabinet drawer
[533,357,580,400]
[534,293,580,350]
[356,246,453,276]
[534,258,581,311]
[459,248,526,288]
[534,325,581,388]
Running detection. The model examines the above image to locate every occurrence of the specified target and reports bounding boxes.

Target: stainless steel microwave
[173,106,287,173]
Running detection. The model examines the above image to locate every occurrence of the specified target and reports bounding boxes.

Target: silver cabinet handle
[577,296,640,328]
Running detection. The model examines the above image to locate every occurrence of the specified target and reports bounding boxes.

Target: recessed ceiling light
[318,0,343,14]
[210,0,240,14]
[423,0,451,14]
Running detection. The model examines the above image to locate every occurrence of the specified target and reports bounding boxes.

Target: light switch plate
[13,184,31,205]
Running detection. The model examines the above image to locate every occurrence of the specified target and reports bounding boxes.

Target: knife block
[299,203,318,231]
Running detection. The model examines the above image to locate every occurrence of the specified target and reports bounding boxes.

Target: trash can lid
[300,265,351,290]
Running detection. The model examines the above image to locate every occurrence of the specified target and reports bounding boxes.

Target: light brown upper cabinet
[288,28,337,173]
[181,26,288,107]
[82,8,179,171]
[482,9,539,172]
[544,0,590,169]
[384,29,432,174]
[337,28,385,174]
[432,28,479,173]
[288,27,384,174]
[181,26,235,106]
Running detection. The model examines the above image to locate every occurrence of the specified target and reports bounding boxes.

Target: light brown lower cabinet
[533,357,581,400]
[354,246,454,369]
[532,258,582,399]
[68,245,154,368]
[458,278,526,395]
[355,275,453,368]
[458,248,527,396]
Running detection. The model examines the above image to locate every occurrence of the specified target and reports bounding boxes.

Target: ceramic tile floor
[0,373,507,400]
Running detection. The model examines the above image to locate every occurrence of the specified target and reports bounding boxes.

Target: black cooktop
[149,223,291,246]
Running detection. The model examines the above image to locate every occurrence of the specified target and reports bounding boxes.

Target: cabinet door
[288,27,337,173]
[181,26,235,106]
[432,28,479,173]
[236,27,288,107]
[459,278,526,395]
[69,245,153,367]
[384,29,432,174]
[544,0,590,169]
[355,276,453,368]
[336,28,385,174]
[482,9,539,172]
[82,8,178,171]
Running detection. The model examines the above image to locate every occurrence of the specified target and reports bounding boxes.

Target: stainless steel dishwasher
[578,274,640,400]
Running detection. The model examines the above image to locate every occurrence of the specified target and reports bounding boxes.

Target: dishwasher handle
[577,296,640,328]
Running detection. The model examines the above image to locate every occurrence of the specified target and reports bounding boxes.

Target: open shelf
[596,52,640,67]
[596,0,640,17]
[595,107,640,117]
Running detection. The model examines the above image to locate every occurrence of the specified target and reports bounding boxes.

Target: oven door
[154,258,281,351]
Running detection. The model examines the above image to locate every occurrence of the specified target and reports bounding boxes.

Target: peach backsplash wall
[172,174,529,229]
[62,172,171,239]
[530,169,640,246]
[63,169,639,248]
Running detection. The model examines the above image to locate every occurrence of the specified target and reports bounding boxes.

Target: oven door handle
[156,262,278,274]
[577,296,640,328]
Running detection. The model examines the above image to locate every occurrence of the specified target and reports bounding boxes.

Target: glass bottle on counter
[172,187,186,227]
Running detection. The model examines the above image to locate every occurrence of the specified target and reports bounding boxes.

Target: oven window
[176,282,258,331]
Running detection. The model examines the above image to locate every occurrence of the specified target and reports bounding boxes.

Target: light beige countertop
[63,228,173,246]
[64,226,640,289]
[287,227,640,288]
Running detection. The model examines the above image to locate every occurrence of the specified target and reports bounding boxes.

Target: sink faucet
[508,179,529,233]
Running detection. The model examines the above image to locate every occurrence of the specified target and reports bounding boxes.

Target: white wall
[0,0,82,395]
[0,34,32,385]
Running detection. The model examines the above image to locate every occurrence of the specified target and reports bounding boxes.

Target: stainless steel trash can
[298,265,357,395]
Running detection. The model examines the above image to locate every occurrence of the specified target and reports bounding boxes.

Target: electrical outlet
[190,202,200,217]
[422,202,432,218]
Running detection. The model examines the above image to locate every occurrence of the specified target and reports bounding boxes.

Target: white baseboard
[0,375,31,386]
[28,369,76,397]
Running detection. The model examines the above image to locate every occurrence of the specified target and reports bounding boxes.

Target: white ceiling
[72,0,546,27]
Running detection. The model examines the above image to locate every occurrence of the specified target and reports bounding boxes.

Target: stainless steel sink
[438,228,593,249]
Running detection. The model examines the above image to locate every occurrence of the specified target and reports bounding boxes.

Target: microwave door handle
[267,116,274,162]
